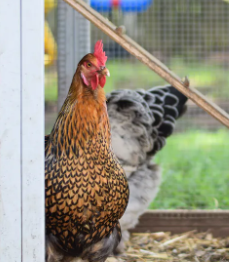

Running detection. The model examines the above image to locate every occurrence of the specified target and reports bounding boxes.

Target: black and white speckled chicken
[106,85,188,252]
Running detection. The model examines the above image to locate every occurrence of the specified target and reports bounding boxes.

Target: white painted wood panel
[0,0,22,261]
[21,0,45,261]
[0,0,45,261]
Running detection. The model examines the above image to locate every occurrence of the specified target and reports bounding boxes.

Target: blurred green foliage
[45,60,229,102]
[150,129,229,210]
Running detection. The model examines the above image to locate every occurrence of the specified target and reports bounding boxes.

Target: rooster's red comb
[93,40,107,66]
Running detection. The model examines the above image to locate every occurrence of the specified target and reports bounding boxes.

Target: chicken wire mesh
[45,0,229,131]
[45,0,229,209]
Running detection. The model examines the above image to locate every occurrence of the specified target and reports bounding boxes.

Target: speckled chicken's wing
[106,85,188,173]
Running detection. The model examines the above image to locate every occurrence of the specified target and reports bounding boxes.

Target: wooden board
[131,210,229,237]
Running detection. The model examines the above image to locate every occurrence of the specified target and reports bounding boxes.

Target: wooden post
[0,0,45,261]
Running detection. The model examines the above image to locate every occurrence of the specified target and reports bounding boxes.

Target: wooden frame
[132,210,229,237]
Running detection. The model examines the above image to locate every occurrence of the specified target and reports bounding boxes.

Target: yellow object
[45,0,57,67]
[44,21,57,66]
[45,0,57,14]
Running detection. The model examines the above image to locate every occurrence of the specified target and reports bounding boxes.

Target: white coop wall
[0,0,45,261]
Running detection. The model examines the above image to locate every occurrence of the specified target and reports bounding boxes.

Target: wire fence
[45,0,229,132]
[90,0,229,131]
[44,0,229,210]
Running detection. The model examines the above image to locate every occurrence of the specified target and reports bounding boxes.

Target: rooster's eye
[87,63,91,68]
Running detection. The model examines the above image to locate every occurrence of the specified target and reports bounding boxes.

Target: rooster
[45,40,129,262]
[106,86,188,252]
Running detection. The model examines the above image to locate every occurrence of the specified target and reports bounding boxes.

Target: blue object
[91,0,112,12]
[91,0,153,12]
[121,0,153,12]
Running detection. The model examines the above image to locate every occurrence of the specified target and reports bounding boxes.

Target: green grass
[45,71,58,102]
[170,58,229,98]
[45,59,229,102]
[149,129,229,210]
[104,60,163,92]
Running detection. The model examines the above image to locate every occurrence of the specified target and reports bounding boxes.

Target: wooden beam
[131,210,229,238]
[63,0,229,128]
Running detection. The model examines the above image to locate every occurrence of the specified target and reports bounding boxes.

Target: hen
[106,85,188,252]
[45,40,129,262]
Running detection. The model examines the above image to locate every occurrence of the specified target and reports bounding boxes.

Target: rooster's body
[106,85,188,252]
[45,41,129,262]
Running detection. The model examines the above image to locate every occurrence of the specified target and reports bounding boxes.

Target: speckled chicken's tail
[137,85,188,157]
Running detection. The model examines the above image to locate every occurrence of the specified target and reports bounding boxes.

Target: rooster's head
[78,40,110,90]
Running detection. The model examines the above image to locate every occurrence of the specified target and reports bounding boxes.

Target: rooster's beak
[100,67,110,77]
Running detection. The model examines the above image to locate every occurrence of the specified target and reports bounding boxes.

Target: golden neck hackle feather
[48,64,109,159]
